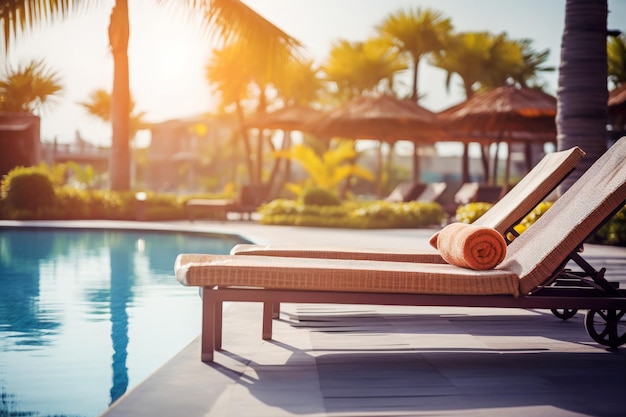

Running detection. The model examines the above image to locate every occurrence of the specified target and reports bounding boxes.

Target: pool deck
[3,219,626,417]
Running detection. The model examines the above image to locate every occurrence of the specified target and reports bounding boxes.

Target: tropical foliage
[2,1,617,210]
[258,198,445,229]
[431,32,553,98]
[322,38,408,100]
[274,141,374,197]
[607,34,626,88]
[0,59,62,112]
[376,7,453,101]
[78,88,146,139]
[1,0,302,191]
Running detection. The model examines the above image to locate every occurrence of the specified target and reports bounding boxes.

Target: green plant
[259,199,445,229]
[1,166,56,211]
[592,205,626,246]
[512,201,554,235]
[276,141,374,197]
[455,202,494,224]
[300,188,341,206]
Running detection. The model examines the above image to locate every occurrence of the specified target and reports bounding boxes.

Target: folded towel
[429,223,506,270]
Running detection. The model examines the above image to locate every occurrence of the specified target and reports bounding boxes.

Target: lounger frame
[195,200,626,362]
[199,283,626,362]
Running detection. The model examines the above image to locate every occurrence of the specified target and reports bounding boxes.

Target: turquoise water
[0,228,248,417]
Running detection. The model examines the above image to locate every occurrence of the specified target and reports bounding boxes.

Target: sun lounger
[186,184,268,221]
[175,139,626,362]
[230,147,585,263]
[454,182,503,205]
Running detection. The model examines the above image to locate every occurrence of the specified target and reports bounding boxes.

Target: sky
[4,0,626,146]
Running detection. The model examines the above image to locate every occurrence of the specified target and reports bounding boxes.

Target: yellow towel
[429,223,506,270]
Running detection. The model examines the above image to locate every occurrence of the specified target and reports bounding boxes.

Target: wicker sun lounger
[175,139,626,362]
[231,146,585,263]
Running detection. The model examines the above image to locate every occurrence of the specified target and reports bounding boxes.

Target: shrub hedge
[456,201,626,246]
[258,199,445,229]
[1,165,624,244]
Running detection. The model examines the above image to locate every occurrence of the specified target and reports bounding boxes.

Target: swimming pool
[0,227,248,417]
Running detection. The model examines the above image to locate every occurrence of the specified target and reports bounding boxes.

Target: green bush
[0,165,187,220]
[455,202,494,224]
[591,205,626,246]
[1,166,56,211]
[259,199,445,229]
[300,188,341,206]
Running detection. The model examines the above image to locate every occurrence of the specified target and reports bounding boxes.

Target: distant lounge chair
[385,180,426,203]
[385,181,447,203]
[416,182,447,202]
[175,140,626,361]
[454,182,503,205]
[231,147,585,263]
[186,184,268,221]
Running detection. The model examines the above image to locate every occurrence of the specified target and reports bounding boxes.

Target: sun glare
[128,5,214,122]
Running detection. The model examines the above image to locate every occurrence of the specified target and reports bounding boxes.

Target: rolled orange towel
[429,223,506,270]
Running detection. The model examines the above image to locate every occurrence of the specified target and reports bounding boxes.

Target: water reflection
[0,228,248,417]
[108,234,134,404]
[0,230,61,347]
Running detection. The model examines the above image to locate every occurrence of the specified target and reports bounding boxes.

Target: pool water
[0,228,248,417]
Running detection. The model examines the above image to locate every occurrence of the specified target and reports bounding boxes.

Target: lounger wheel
[584,309,626,348]
[551,308,578,320]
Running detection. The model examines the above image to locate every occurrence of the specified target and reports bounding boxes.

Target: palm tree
[322,37,408,100]
[376,7,452,102]
[205,42,256,185]
[511,39,555,89]
[265,57,325,195]
[431,32,552,99]
[2,0,301,191]
[273,57,324,107]
[431,31,554,183]
[431,32,495,99]
[0,59,62,112]
[556,0,609,193]
[78,88,146,139]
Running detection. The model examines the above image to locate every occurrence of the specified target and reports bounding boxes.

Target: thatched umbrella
[245,104,325,131]
[439,86,557,185]
[309,94,443,141]
[307,94,446,190]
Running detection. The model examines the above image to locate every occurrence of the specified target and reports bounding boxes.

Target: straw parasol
[306,94,447,187]
[245,105,325,131]
[439,86,557,185]
[440,85,556,135]
[308,94,443,141]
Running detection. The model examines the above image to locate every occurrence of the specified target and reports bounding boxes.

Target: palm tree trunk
[235,102,255,185]
[557,0,609,194]
[108,0,131,191]
[461,143,470,183]
[411,58,420,101]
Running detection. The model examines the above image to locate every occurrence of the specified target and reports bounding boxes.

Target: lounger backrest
[498,138,626,294]
[416,182,447,202]
[474,146,585,234]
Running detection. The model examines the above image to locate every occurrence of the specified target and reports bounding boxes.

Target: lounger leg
[272,302,280,319]
[201,288,216,362]
[262,302,273,340]
[214,300,223,350]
